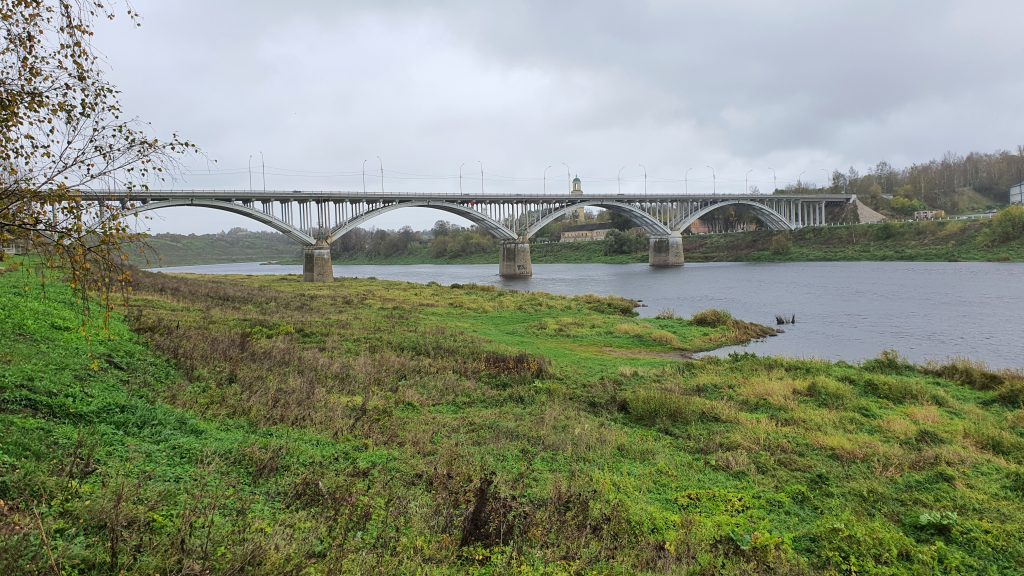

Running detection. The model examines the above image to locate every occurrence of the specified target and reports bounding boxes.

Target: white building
[1012,181,1024,205]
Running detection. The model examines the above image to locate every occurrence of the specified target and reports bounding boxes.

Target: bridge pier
[649,232,684,267]
[499,240,532,278]
[303,240,333,282]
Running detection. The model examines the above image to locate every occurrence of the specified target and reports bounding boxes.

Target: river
[150,261,1024,370]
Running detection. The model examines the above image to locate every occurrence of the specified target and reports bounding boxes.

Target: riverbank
[296,218,1024,266]
[3,262,1024,573]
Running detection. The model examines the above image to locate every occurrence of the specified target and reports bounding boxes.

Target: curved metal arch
[126,199,316,245]
[523,200,672,239]
[672,200,795,232]
[326,200,517,244]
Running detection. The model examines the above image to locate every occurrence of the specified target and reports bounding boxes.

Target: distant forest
[138,147,1024,266]
[790,147,1024,215]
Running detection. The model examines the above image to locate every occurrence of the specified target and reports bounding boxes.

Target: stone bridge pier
[303,240,333,282]
[499,240,533,278]
[648,233,684,267]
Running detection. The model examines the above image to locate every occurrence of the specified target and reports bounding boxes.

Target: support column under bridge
[303,240,333,282]
[648,233,684,267]
[499,240,533,278]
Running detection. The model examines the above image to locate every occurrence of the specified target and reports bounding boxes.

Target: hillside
[129,228,301,268]
[2,260,1023,573]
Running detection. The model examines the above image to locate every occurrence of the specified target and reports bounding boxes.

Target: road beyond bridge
[86,189,856,280]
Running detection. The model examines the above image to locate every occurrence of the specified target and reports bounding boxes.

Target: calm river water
[150,261,1024,369]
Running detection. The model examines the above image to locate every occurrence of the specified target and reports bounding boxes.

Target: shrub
[996,379,1024,408]
[623,389,718,427]
[655,308,680,320]
[979,205,1024,246]
[924,358,1003,390]
[805,377,854,408]
[769,233,792,255]
[691,309,733,328]
[862,350,915,375]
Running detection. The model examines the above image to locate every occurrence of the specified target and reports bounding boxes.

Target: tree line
[789,148,1024,215]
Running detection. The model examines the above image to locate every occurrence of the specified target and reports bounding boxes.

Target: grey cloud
[91,0,1024,233]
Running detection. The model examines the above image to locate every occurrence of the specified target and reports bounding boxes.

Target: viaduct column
[303,239,333,282]
[649,232,684,267]
[499,239,532,278]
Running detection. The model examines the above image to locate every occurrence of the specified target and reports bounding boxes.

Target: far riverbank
[311,219,1024,266]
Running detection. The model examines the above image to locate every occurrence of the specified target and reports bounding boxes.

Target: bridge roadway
[83,189,856,280]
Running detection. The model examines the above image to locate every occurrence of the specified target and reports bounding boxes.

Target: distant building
[570,175,585,223]
[914,210,945,221]
[1011,181,1024,205]
[560,222,613,243]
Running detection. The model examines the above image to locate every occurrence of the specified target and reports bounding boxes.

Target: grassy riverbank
[323,219,1024,265]
[3,262,1024,573]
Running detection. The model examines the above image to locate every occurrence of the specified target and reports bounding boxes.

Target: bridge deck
[82,190,855,203]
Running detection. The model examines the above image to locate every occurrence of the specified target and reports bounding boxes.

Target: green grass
[2,260,1024,574]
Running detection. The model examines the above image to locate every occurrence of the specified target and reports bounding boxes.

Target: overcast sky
[93,0,1024,234]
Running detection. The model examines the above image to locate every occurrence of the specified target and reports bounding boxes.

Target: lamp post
[745,169,754,194]
[248,154,253,192]
[768,167,776,192]
[638,164,647,195]
[459,162,465,194]
[260,151,266,192]
[478,160,484,194]
[544,164,552,194]
[377,155,384,193]
[362,159,367,193]
[617,165,626,194]
[706,165,716,194]
[685,167,693,194]
[561,163,571,192]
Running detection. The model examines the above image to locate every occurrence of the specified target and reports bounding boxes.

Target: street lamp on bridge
[685,167,693,194]
[362,159,367,193]
[459,162,465,194]
[638,164,647,195]
[544,165,552,194]
[768,167,776,192]
[478,161,484,194]
[617,165,626,194]
[561,163,571,192]
[706,165,716,194]
[248,154,253,192]
[745,169,754,194]
[377,156,384,193]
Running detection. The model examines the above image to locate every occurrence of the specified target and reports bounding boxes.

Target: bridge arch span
[672,200,795,232]
[524,200,673,239]
[126,199,316,245]
[326,200,517,244]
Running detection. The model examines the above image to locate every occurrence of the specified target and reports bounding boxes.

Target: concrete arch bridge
[89,190,855,280]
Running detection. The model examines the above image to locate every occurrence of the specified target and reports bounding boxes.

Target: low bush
[691,308,733,328]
